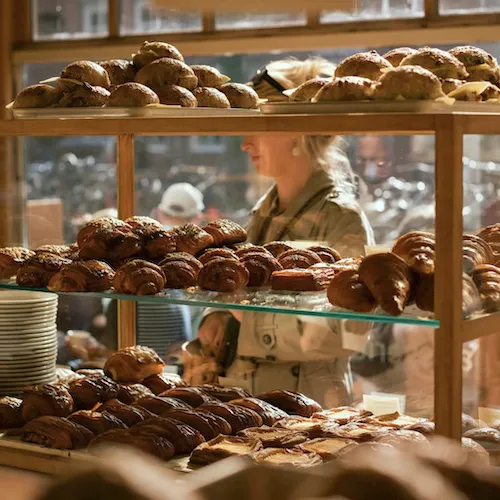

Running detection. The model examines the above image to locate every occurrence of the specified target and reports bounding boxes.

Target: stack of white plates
[0,291,58,395]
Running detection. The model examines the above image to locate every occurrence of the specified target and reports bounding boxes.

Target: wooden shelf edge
[462,311,500,342]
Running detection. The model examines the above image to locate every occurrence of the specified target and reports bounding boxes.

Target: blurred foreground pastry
[104,346,165,383]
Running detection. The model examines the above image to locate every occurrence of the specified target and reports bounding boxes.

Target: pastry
[400,47,468,80]
[0,397,24,429]
[160,252,202,288]
[67,410,127,434]
[99,59,136,86]
[155,85,197,107]
[278,249,322,269]
[330,257,362,272]
[463,234,494,272]
[329,422,390,441]
[251,448,323,467]
[191,65,230,87]
[57,83,110,107]
[477,223,500,262]
[263,242,293,258]
[313,407,371,425]
[77,217,128,247]
[199,403,263,433]
[13,84,60,108]
[59,60,111,89]
[76,369,105,378]
[406,421,436,436]
[239,426,307,448]
[358,252,413,316]
[141,373,186,395]
[231,398,288,426]
[22,416,94,449]
[113,260,166,295]
[198,248,238,265]
[107,82,159,107]
[68,376,119,410]
[203,220,247,246]
[133,416,205,454]
[307,245,341,264]
[16,253,71,287]
[135,57,197,91]
[240,252,282,287]
[450,45,500,83]
[335,51,393,80]
[163,409,231,440]
[362,412,427,429]
[463,428,500,465]
[441,78,463,94]
[173,223,214,255]
[272,265,336,292]
[299,437,357,460]
[116,383,154,404]
[48,260,115,292]
[125,216,177,259]
[0,247,34,279]
[288,78,330,102]
[198,257,249,292]
[198,384,251,403]
[372,429,429,449]
[274,416,326,437]
[192,87,231,108]
[35,243,79,259]
[235,245,271,258]
[55,368,85,387]
[313,76,374,102]
[21,384,74,421]
[135,396,192,414]
[327,268,377,312]
[470,264,500,313]
[99,399,155,427]
[392,231,436,275]
[219,83,259,109]
[383,47,417,67]
[104,346,165,383]
[160,387,216,407]
[190,435,262,465]
[132,41,184,68]
[256,390,322,417]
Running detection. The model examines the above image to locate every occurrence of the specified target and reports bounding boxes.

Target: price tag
[371,392,406,414]
[363,393,401,416]
[478,407,500,425]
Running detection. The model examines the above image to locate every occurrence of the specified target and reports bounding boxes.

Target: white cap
[158,183,204,219]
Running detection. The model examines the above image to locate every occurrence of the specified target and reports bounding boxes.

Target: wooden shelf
[462,311,500,342]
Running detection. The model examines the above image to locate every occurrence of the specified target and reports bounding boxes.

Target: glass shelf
[0,281,439,327]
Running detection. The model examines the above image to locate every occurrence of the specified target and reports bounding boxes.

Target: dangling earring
[291,139,301,157]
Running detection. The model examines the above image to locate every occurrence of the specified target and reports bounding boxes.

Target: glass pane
[322,0,423,22]
[120,0,201,34]
[440,0,500,14]
[33,0,108,40]
[215,12,306,30]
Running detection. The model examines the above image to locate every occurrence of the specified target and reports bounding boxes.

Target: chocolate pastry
[198,248,238,265]
[77,217,128,247]
[21,384,74,421]
[22,416,94,449]
[263,242,293,258]
[198,257,249,292]
[307,245,342,264]
[299,437,357,460]
[257,390,322,417]
[198,384,251,403]
[199,403,263,433]
[160,252,202,288]
[100,59,136,86]
[35,243,79,259]
[463,234,495,272]
[99,399,155,427]
[68,376,119,410]
[164,409,231,440]
[0,247,35,279]
[252,448,323,468]
[113,260,166,296]
[313,407,371,425]
[392,231,436,274]
[133,416,205,454]
[16,253,71,288]
[125,216,176,259]
[48,260,115,292]
[104,346,165,383]
[278,249,322,269]
[477,223,500,263]
[190,435,262,465]
[272,266,336,292]
[231,397,288,426]
[239,426,307,448]
[0,397,24,429]
[195,409,234,436]
[274,416,326,438]
[470,264,500,313]
[240,252,282,287]
[173,223,214,255]
[328,422,389,441]
[330,257,363,272]
[160,387,215,407]
[203,220,247,246]
[68,410,127,434]
[234,245,271,258]
[89,428,175,461]
[358,253,413,316]
[134,396,192,414]
[141,373,186,395]
[373,429,429,449]
[116,383,154,404]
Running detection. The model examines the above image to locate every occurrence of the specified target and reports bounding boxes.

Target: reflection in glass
[440,0,500,14]
[215,12,306,30]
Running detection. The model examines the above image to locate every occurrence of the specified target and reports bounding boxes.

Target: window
[440,0,500,14]
[189,136,226,154]
[82,2,108,35]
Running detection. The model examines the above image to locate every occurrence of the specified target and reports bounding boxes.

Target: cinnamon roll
[48,260,115,292]
[278,249,322,269]
[160,252,202,288]
[263,242,293,258]
[240,251,282,287]
[307,245,342,264]
[99,399,155,427]
[117,383,154,404]
[69,376,119,410]
[173,223,214,255]
[21,385,74,422]
[463,234,495,272]
[67,410,128,434]
[104,346,165,383]
[198,257,249,292]
[134,396,192,414]
[113,260,166,295]
[327,269,377,313]
[203,219,247,246]
[198,248,238,265]
[392,231,436,275]
[16,253,71,288]
[471,264,500,313]
[141,373,186,395]
[0,247,35,279]
[0,397,24,429]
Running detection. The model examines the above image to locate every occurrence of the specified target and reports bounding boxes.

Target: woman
[192,58,374,407]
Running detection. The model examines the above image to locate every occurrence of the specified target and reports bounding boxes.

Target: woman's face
[241,135,295,178]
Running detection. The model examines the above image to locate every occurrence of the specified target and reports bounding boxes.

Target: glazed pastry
[48,260,115,292]
[99,399,155,427]
[76,369,105,378]
[198,384,251,403]
[234,245,271,258]
[198,257,249,292]
[203,220,247,246]
[199,403,263,433]
[0,247,35,279]
[134,396,192,414]
[273,416,326,438]
[358,252,413,316]
[100,59,136,86]
[22,416,94,449]
[77,217,129,247]
[164,409,231,440]
[68,376,119,410]
[307,245,341,264]
[327,269,378,313]
[116,383,154,404]
[141,373,186,395]
[133,416,205,454]
[240,252,282,287]
[160,387,216,407]
[0,397,24,429]
[313,407,371,425]
[272,265,336,292]
[299,437,357,460]
[190,435,262,465]
[278,249,322,269]
[239,426,307,448]
[257,390,322,417]
[470,264,500,313]
[21,385,74,421]
[104,346,165,383]
[89,429,175,461]
[463,234,494,272]
[125,216,176,259]
[392,231,436,274]
[477,223,500,262]
[252,448,323,468]
[263,242,293,258]
[113,260,166,296]
[67,410,127,434]
[35,243,79,259]
[160,252,202,289]
[173,223,214,255]
[16,253,71,287]
[231,398,288,426]
[198,248,238,265]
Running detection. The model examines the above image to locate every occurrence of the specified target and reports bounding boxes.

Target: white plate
[0,365,56,376]
[0,325,57,334]
[0,310,57,318]
[0,317,57,327]
[0,290,57,303]
[0,339,57,350]
[0,353,57,365]
[0,349,57,360]
[0,377,56,390]
[0,334,57,343]
[0,306,58,315]
[0,368,56,379]
[0,322,57,331]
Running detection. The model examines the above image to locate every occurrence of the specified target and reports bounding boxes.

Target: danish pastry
[252,448,323,468]
[199,403,263,433]
[67,410,127,434]
[21,384,74,421]
[327,269,377,312]
[173,223,214,255]
[257,390,322,417]
[48,260,115,292]
[113,260,166,295]
[141,373,186,395]
[240,251,282,287]
[278,249,322,269]
[16,253,71,288]
[104,346,165,383]
[134,396,192,414]
[272,266,336,292]
[231,397,288,426]
[116,383,154,404]
[190,435,262,465]
[313,406,371,424]
[299,437,357,460]
[470,264,500,313]
[198,248,238,265]
[0,247,35,279]
[392,231,436,275]
[198,257,249,292]
[163,409,231,440]
[68,376,119,410]
[263,242,293,258]
[307,245,342,264]
[273,416,326,437]
[0,397,24,429]
[239,426,307,448]
[99,399,155,427]
[160,252,202,288]
[203,219,247,246]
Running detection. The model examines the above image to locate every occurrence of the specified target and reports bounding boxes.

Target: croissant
[160,252,202,288]
[198,248,238,265]
[198,257,249,292]
[77,217,129,247]
[256,390,322,417]
[263,242,293,258]
[392,231,436,275]
[134,396,192,414]
[113,260,166,295]
[463,234,494,273]
[125,216,177,259]
[231,397,288,426]
[22,416,94,449]
[160,387,215,407]
[358,253,413,316]
[116,383,154,404]
[163,409,231,440]
[278,249,322,269]
[104,346,165,383]
[68,376,119,410]
[477,223,500,263]
[0,247,35,279]
[240,251,282,287]
[141,373,186,395]
[35,243,79,260]
[0,397,24,429]
[99,399,155,427]
[327,269,377,313]
[203,219,247,246]
[16,253,71,287]
[470,264,500,313]
[199,384,251,403]
[199,403,263,433]
[47,260,115,292]
[173,223,214,255]
[307,245,341,264]
[67,410,128,434]
[21,384,74,422]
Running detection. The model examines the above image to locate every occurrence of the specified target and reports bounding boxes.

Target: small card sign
[363,393,401,416]
[364,245,391,256]
[478,407,500,425]
[371,392,406,414]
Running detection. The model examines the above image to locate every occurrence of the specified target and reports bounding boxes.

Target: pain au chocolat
[0,247,35,279]
[67,410,127,435]
[230,397,288,426]
[104,346,165,383]
[163,409,231,440]
[116,383,154,405]
[141,373,186,395]
[68,376,119,410]
[252,448,323,468]
[134,396,192,414]
[199,403,263,433]
[99,399,156,427]
[160,252,203,288]
[21,384,74,422]
[0,397,24,429]
[257,390,322,417]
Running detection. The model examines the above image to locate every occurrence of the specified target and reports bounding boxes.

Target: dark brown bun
[192,87,231,108]
[135,58,198,91]
[132,41,184,69]
[219,83,259,108]
[155,85,197,107]
[13,84,60,108]
[107,83,159,107]
[100,59,137,86]
[60,60,111,89]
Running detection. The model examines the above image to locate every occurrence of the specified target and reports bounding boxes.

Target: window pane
[322,0,423,22]
[33,0,108,40]
[440,0,500,14]
[215,12,306,30]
